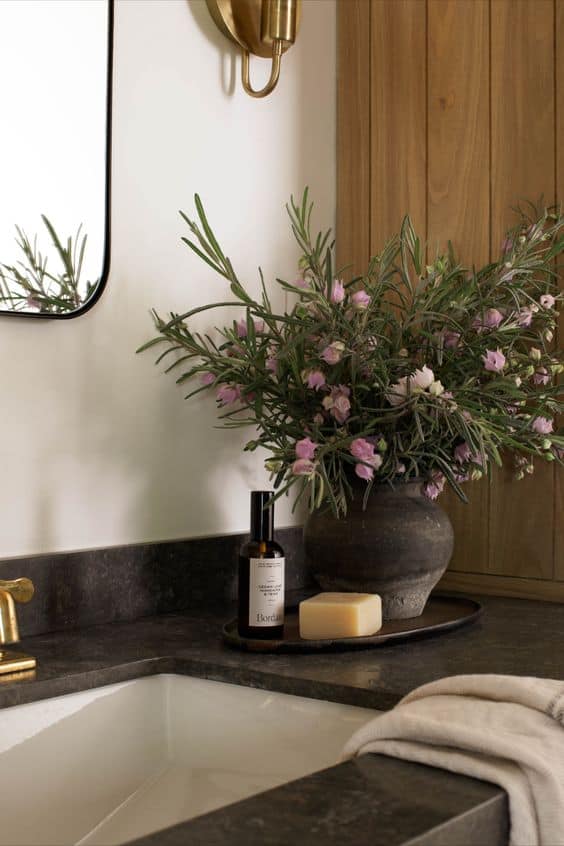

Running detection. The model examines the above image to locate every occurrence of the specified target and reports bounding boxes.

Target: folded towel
[341,675,564,846]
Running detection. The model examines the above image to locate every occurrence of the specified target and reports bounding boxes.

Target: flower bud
[542,439,552,451]
[377,438,387,452]
[265,458,283,472]
[530,347,542,362]
[514,376,522,387]
[545,329,554,343]
[524,365,535,377]
[545,452,555,462]
[429,380,445,396]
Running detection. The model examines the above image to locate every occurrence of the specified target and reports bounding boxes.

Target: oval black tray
[223,593,482,653]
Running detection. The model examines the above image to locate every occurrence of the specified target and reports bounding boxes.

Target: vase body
[303,480,454,620]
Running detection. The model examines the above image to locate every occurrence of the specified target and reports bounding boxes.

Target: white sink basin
[0,674,376,845]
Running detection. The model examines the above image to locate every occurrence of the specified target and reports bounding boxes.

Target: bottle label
[249,558,285,627]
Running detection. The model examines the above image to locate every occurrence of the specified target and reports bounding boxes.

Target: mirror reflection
[0,0,111,317]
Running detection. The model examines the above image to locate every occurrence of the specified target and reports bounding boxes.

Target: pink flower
[266,356,278,373]
[454,442,472,464]
[294,274,310,289]
[443,330,461,349]
[216,384,241,406]
[321,341,345,365]
[355,462,375,481]
[473,308,504,332]
[292,458,316,476]
[351,290,370,310]
[454,471,470,484]
[350,438,383,482]
[295,437,317,460]
[200,371,215,386]
[330,279,345,304]
[501,238,513,254]
[236,318,264,338]
[333,396,352,424]
[531,416,553,434]
[423,471,446,501]
[540,294,556,309]
[304,370,326,391]
[533,368,550,385]
[482,349,506,372]
[516,307,533,328]
[322,385,351,424]
[350,438,374,461]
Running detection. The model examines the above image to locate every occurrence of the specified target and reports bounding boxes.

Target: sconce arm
[241,39,283,99]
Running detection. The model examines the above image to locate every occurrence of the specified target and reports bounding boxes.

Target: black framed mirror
[0,0,113,319]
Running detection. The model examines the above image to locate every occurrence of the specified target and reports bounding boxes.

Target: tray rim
[222,593,482,653]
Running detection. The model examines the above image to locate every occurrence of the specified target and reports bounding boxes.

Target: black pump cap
[250,490,274,541]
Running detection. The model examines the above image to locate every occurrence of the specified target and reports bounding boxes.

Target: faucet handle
[0,578,34,604]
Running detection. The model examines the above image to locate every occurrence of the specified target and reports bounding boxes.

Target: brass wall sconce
[206,0,301,98]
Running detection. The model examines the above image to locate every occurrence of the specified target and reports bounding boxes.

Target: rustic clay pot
[303,479,454,620]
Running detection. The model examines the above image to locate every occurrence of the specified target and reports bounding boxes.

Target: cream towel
[341,675,564,846]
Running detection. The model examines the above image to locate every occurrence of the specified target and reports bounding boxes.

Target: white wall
[0,0,336,557]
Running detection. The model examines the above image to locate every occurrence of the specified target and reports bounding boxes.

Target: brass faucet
[0,578,36,675]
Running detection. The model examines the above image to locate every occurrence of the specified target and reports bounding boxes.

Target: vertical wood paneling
[555,0,564,579]
[489,0,555,579]
[427,0,490,572]
[338,0,563,600]
[370,0,426,250]
[336,0,370,273]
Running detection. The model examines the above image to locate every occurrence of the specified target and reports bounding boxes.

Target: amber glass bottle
[238,491,285,639]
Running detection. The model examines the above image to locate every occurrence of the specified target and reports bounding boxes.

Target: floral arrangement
[140,191,564,515]
[0,216,98,313]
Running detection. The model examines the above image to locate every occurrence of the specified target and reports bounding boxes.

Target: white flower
[411,365,435,392]
[429,380,445,396]
[386,376,409,407]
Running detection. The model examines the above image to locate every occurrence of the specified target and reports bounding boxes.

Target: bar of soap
[299,592,382,640]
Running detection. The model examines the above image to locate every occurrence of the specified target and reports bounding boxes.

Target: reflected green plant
[0,216,99,314]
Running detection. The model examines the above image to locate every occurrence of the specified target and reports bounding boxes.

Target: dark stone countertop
[4,591,557,844]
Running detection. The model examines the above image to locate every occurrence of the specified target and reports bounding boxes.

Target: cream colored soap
[299,592,382,640]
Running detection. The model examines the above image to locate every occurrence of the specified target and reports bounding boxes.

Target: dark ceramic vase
[303,479,454,620]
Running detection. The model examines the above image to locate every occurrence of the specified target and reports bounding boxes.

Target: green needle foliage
[0,216,99,314]
[139,190,564,516]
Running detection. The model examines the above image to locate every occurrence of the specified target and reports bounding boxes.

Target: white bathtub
[0,674,376,845]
